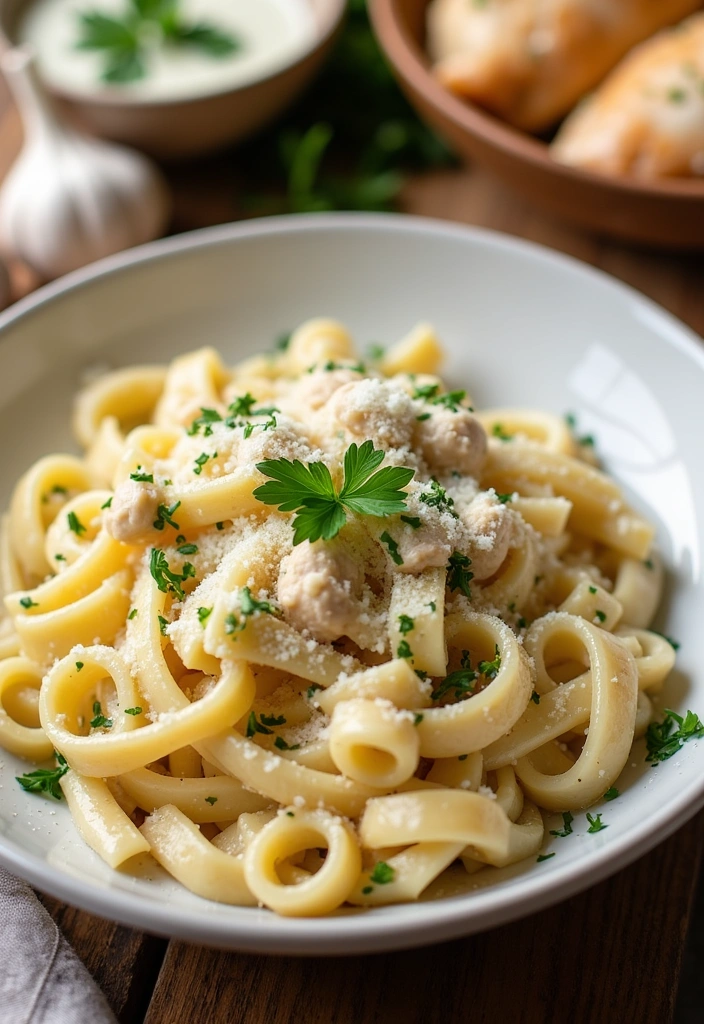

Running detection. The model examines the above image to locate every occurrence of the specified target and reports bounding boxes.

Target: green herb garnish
[76,0,240,85]
[447,551,473,599]
[398,614,415,635]
[380,531,403,565]
[67,511,86,536]
[646,708,704,765]
[586,813,608,834]
[254,440,414,545]
[153,501,181,531]
[16,752,69,800]
[549,811,574,838]
[90,701,112,730]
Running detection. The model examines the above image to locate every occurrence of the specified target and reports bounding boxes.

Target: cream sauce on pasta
[0,319,671,917]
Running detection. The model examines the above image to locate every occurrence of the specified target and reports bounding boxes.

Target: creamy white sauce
[21,0,318,102]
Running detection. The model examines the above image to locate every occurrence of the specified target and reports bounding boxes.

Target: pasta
[0,318,671,917]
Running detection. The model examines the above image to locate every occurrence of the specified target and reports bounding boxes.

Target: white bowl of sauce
[0,0,346,157]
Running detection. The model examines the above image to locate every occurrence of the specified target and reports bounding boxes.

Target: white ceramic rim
[12,0,347,108]
[0,212,703,954]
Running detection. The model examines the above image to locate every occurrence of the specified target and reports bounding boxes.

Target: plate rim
[0,211,702,954]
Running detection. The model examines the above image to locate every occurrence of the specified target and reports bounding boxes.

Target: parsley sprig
[16,752,69,800]
[254,441,414,545]
[645,708,704,765]
[76,0,240,85]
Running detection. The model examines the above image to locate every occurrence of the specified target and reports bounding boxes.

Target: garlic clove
[0,48,171,281]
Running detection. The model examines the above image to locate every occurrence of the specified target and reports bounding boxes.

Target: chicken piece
[323,379,416,451]
[277,540,365,644]
[552,14,704,178]
[414,408,487,478]
[427,0,701,132]
[395,519,454,574]
[285,368,363,415]
[104,478,159,544]
[461,493,515,581]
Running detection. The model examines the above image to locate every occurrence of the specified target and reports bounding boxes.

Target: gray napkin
[0,867,117,1024]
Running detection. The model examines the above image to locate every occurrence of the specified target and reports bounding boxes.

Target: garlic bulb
[0,48,171,281]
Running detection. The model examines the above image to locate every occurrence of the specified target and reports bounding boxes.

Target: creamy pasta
[0,319,672,917]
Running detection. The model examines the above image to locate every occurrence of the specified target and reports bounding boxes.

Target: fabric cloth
[0,866,117,1024]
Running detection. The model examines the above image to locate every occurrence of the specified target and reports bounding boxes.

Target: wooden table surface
[1,74,704,1024]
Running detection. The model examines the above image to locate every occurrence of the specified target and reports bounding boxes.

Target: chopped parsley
[428,601,436,612]
[369,861,395,885]
[646,708,704,765]
[400,515,422,529]
[225,587,277,639]
[215,521,224,530]
[197,606,213,626]
[275,332,291,352]
[130,467,154,482]
[55,554,66,562]
[447,551,473,599]
[397,640,413,660]
[495,493,513,504]
[398,614,415,635]
[530,691,540,705]
[158,615,169,636]
[90,701,112,730]
[67,511,86,536]
[246,712,285,737]
[205,796,218,806]
[419,478,457,517]
[274,736,301,751]
[458,754,468,761]
[380,531,403,565]
[306,683,323,700]
[101,496,113,509]
[75,661,84,672]
[176,542,198,555]
[124,707,142,716]
[594,609,606,623]
[477,645,501,680]
[153,501,181,531]
[187,407,222,436]
[588,585,597,594]
[413,713,424,725]
[128,608,138,620]
[431,651,476,702]
[603,787,619,801]
[149,548,195,600]
[586,813,607,834]
[193,451,216,475]
[19,596,39,609]
[367,343,385,361]
[492,424,513,441]
[15,752,69,800]
[644,558,655,570]
[549,811,573,838]
[254,440,414,545]
[537,853,555,863]
[412,383,468,413]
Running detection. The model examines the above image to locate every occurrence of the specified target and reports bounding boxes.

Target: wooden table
[1,77,704,1024]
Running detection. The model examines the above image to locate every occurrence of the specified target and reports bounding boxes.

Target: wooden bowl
[0,0,346,160]
[369,0,704,247]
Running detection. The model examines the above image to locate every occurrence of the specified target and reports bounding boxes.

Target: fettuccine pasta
[0,319,670,917]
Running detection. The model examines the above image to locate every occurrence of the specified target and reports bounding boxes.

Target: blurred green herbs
[77,0,240,84]
[239,0,453,215]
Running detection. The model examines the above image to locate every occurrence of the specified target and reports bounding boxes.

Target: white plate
[0,214,702,955]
